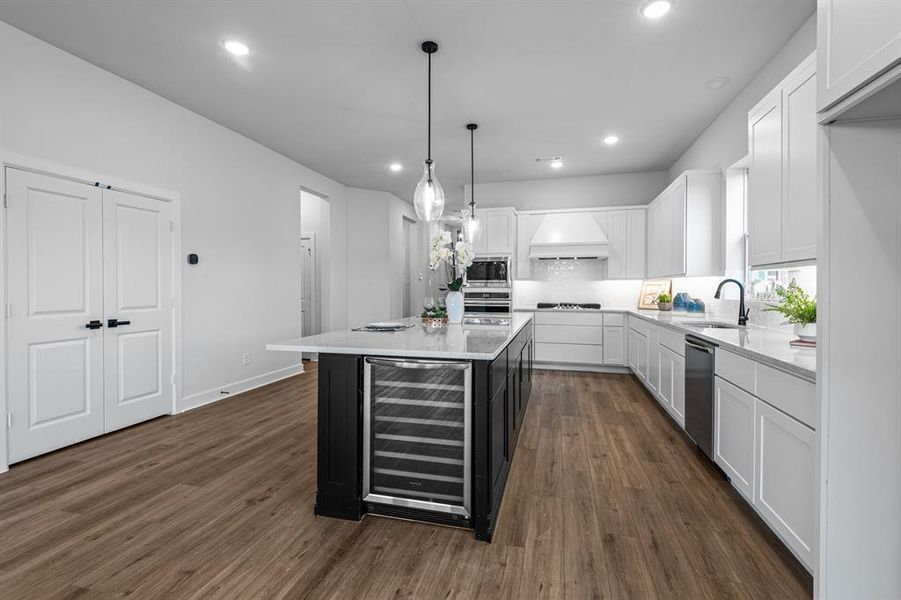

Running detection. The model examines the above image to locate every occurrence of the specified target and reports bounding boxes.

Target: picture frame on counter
[638,279,673,310]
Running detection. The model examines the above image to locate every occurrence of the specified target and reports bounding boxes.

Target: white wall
[0,22,356,411]
[465,170,669,211]
[346,188,425,327]
[667,14,816,178]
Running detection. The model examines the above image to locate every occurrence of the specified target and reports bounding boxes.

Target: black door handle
[85,320,103,330]
[108,319,132,328]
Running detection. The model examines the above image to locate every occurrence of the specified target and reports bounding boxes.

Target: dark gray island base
[313,323,534,542]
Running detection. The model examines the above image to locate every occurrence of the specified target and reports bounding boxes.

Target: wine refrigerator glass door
[363,357,471,518]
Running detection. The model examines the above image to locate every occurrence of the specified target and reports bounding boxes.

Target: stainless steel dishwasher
[363,357,472,518]
[684,335,716,459]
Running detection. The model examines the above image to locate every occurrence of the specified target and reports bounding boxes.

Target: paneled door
[6,169,105,462]
[6,169,175,461]
[102,189,173,432]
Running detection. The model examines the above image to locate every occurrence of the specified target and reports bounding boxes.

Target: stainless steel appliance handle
[365,357,471,370]
[685,340,714,354]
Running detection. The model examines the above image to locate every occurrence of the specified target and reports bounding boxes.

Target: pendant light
[462,123,479,244]
[413,41,445,222]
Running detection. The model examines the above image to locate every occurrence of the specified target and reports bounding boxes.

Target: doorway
[403,219,412,317]
[300,233,319,336]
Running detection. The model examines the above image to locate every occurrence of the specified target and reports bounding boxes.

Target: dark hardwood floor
[0,363,812,599]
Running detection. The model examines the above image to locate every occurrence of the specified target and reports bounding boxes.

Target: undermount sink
[682,320,744,330]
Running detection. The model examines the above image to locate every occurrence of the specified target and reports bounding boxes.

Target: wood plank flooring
[0,363,812,599]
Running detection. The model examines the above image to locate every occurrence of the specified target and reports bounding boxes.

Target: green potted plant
[765,281,817,341]
[656,292,673,311]
[420,305,448,327]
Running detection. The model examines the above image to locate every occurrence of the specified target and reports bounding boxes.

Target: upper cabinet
[818,0,901,112]
[593,209,646,280]
[472,207,516,255]
[647,170,723,279]
[748,53,817,268]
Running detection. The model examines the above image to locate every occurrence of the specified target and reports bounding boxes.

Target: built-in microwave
[466,256,511,287]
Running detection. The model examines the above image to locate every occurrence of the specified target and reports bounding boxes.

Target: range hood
[529,212,610,260]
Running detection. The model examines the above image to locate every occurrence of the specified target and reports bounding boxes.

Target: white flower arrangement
[428,230,474,291]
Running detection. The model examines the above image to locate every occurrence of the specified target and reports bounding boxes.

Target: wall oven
[466,256,511,287]
[463,289,512,315]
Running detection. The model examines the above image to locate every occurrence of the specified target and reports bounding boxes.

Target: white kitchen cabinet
[593,209,646,280]
[714,376,756,503]
[646,170,722,279]
[818,0,901,111]
[748,53,817,267]
[647,326,659,395]
[625,209,647,279]
[533,311,604,367]
[603,326,625,366]
[472,207,516,255]
[515,213,539,279]
[657,344,685,426]
[748,89,783,267]
[755,398,816,570]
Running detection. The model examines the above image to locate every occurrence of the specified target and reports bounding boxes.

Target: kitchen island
[267,313,534,542]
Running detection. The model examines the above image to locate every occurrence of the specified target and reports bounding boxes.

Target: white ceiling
[0,1,814,202]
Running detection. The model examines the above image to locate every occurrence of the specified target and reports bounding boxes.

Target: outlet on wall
[242,352,251,366]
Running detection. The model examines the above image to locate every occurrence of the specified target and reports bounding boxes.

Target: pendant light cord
[427,51,432,184]
[469,127,475,217]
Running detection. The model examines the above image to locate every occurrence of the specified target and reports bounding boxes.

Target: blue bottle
[673,292,691,311]
[687,298,706,313]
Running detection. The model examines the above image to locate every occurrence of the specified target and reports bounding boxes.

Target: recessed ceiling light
[389,163,403,172]
[603,135,620,146]
[550,157,563,169]
[640,0,673,19]
[223,39,250,56]
[705,76,731,90]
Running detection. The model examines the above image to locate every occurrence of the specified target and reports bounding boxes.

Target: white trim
[1,151,180,202]
[0,168,7,474]
[533,363,631,374]
[516,204,649,216]
[180,363,304,413]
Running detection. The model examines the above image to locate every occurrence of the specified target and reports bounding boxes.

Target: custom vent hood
[529,212,610,260]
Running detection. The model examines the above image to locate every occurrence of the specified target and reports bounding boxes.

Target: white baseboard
[534,362,631,374]
[179,363,304,413]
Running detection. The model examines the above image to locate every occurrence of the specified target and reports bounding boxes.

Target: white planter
[446,291,464,324]
[793,323,817,341]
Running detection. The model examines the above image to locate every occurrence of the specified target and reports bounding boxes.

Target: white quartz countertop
[515,306,816,382]
[267,313,534,361]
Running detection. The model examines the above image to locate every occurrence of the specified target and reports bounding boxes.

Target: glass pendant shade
[413,160,445,222]
[462,210,479,244]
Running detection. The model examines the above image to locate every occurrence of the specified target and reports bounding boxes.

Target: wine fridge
[363,357,472,519]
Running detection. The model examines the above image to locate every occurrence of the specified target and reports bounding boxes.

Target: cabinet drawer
[658,327,684,356]
[534,311,603,326]
[715,349,757,394]
[534,324,602,345]
[756,364,816,429]
[628,317,649,337]
[603,313,625,327]
[535,342,603,365]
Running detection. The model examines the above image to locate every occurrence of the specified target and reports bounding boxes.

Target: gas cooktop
[536,302,601,310]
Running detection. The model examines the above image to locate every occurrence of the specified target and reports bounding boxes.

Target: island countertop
[267,312,534,361]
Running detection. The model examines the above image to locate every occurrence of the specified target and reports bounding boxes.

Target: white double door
[6,169,174,463]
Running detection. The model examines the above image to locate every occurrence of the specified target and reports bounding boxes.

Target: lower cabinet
[755,399,816,569]
[657,345,686,427]
[603,326,625,365]
[714,376,756,502]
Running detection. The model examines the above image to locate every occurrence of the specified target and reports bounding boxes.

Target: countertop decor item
[639,279,673,309]
[764,281,817,344]
[656,292,673,311]
[687,298,706,313]
[673,292,691,311]
[420,305,448,328]
[429,230,475,323]
[412,41,445,222]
